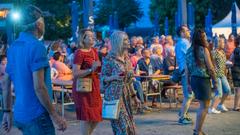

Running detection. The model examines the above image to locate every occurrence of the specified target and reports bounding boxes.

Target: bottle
[136,64,140,75]
[148,64,153,75]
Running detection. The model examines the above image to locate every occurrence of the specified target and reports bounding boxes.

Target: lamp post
[11,11,20,41]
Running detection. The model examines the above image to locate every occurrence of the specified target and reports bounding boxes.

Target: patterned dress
[101,54,136,135]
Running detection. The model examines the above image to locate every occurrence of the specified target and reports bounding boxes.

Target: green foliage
[149,0,240,35]
[95,0,143,29]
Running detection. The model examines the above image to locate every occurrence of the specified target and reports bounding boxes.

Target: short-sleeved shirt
[6,32,52,123]
[136,57,158,80]
[175,38,190,72]
[212,50,226,78]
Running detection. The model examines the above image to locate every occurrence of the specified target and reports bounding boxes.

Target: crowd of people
[1,5,240,135]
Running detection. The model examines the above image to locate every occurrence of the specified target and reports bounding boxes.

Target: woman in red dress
[72,29,102,135]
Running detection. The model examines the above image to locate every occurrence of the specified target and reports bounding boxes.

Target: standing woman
[208,37,231,114]
[101,31,140,135]
[186,29,218,135]
[72,29,102,135]
[231,35,240,111]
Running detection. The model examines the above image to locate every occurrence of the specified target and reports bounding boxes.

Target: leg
[194,100,210,134]
[80,121,90,135]
[89,122,98,134]
[180,75,193,118]
[219,76,231,106]
[234,87,240,109]
[209,78,221,113]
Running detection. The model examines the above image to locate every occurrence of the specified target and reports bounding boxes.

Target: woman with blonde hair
[72,29,102,135]
[101,31,140,135]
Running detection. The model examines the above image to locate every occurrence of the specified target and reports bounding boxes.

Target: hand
[1,112,12,133]
[187,85,193,94]
[91,61,101,72]
[50,113,67,132]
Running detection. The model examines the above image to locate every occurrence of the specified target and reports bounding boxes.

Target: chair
[141,80,163,109]
[52,85,74,117]
[162,85,182,108]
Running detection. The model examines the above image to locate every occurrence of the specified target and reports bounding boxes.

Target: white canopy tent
[212,2,240,37]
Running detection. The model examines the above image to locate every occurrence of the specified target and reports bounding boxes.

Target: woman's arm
[204,48,218,87]
[72,64,92,78]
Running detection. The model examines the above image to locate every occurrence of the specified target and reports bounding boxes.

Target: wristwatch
[3,109,12,113]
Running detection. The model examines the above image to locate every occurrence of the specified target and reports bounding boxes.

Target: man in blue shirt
[1,5,67,134]
[175,25,194,124]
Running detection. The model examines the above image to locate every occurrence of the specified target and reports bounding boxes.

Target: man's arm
[2,74,12,111]
[33,68,55,115]
[1,73,13,133]
[33,68,67,131]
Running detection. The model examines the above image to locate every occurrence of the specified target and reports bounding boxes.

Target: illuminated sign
[0,9,9,19]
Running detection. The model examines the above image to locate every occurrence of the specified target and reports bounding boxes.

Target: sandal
[193,130,207,135]
[233,108,240,111]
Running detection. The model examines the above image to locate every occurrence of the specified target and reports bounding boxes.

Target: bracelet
[88,69,93,73]
[3,109,12,113]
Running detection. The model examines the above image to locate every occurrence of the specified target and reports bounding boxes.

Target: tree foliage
[95,0,143,29]
[149,0,240,35]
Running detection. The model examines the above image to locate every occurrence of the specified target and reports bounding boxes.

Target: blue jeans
[133,80,145,103]
[182,75,194,99]
[15,112,55,135]
[214,76,231,97]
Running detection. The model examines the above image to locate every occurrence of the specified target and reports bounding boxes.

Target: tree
[95,0,143,29]
[149,0,240,35]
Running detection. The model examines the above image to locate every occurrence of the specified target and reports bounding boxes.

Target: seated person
[130,47,143,68]
[162,47,178,99]
[52,52,73,80]
[150,46,163,71]
[163,46,176,75]
[136,48,161,107]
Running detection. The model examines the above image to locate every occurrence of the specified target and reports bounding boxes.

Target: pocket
[37,113,55,135]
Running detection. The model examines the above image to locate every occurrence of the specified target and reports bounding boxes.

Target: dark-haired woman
[230,35,240,111]
[186,29,218,135]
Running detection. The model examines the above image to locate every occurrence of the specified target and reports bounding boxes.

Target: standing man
[1,5,67,134]
[175,25,193,124]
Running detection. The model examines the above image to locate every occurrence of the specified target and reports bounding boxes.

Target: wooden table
[134,75,171,81]
[52,79,73,117]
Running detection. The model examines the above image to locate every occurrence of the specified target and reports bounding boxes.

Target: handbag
[76,78,93,92]
[171,57,184,83]
[102,99,121,120]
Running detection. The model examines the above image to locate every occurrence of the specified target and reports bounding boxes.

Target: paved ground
[2,96,240,135]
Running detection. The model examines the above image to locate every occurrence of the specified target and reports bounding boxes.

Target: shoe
[143,106,152,111]
[151,103,158,108]
[232,108,240,112]
[178,117,193,125]
[208,108,221,114]
[193,130,208,135]
[217,104,228,112]
[178,111,192,121]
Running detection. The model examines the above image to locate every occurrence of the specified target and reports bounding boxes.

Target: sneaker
[178,112,192,121]
[208,108,221,114]
[217,104,228,112]
[178,117,193,125]
[143,106,152,111]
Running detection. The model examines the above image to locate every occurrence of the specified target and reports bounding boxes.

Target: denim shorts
[214,76,231,97]
[15,112,55,135]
